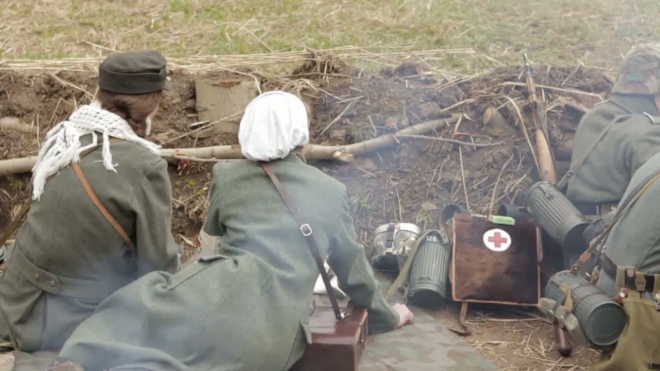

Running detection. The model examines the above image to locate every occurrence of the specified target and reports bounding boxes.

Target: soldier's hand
[393,303,415,328]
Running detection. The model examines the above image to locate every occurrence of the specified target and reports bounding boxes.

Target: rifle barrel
[523,54,538,101]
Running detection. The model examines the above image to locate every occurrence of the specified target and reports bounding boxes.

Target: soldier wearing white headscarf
[239,91,310,162]
[53,91,413,371]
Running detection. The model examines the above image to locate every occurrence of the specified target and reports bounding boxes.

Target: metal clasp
[300,224,313,236]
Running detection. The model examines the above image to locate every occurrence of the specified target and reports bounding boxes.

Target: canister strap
[559,283,574,312]
[384,229,451,304]
[385,230,438,302]
[559,282,600,313]
[385,222,397,253]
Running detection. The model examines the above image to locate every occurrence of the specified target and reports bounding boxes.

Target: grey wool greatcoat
[0,134,181,352]
[566,94,660,205]
[596,148,660,298]
[56,153,400,371]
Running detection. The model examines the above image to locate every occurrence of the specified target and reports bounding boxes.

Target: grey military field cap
[98,50,170,94]
[612,43,660,95]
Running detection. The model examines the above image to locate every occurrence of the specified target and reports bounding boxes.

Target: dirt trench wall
[0,63,613,255]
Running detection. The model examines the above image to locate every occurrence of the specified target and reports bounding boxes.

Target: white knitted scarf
[31,100,161,200]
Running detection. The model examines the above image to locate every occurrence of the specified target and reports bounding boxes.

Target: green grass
[1,0,658,72]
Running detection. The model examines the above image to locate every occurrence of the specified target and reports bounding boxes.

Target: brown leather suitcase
[441,210,542,334]
[290,302,368,371]
[450,213,541,306]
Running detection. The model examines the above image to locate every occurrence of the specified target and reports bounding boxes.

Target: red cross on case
[487,232,508,247]
[483,228,512,252]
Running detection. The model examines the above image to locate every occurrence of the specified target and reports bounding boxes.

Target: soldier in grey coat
[0,50,181,352]
[52,91,414,371]
[565,43,660,215]
[588,147,660,371]
[595,146,660,298]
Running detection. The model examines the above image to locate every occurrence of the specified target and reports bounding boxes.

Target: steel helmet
[612,43,660,95]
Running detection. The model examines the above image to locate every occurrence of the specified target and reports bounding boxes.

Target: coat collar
[608,94,659,116]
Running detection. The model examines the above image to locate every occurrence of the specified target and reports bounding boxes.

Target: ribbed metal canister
[408,230,452,308]
[545,270,627,347]
[525,181,590,267]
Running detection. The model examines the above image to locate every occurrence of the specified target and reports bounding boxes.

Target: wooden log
[0,115,460,176]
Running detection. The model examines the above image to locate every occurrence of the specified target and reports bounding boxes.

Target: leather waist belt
[10,245,133,301]
[574,202,618,216]
[582,211,618,243]
[601,253,656,293]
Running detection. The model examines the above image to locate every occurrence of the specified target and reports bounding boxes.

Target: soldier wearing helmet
[560,43,660,214]
[550,44,660,268]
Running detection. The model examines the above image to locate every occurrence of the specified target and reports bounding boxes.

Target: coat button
[655,293,660,300]
[33,273,40,281]
[49,280,55,287]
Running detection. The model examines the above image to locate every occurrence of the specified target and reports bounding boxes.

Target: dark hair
[96,88,162,137]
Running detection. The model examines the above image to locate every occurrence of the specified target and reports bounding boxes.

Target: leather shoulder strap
[557,114,629,190]
[0,140,118,249]
[260,162,344,320]
[571,167,660,273]
[72,163,136,255]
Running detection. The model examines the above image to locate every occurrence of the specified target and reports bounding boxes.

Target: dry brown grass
[0,0,658,74]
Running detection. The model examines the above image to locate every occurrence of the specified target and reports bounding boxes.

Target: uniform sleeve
[133,159,181,277]
[202,164,226,237]
[326,187,400,335]
[624,118,660,177]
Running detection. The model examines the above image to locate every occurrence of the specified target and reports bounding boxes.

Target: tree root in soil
[0,114,460,176]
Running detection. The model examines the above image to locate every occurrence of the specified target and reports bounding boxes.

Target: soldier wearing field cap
[0,50,180,352]
[561,43,660,214]
[553,44,660,267]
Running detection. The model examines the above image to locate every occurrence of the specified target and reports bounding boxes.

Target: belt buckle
[300,224,313,237]
[635,272,647,292]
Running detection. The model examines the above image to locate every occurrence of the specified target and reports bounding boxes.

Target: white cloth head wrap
[238,91,309,161]
[30,100,160,200]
